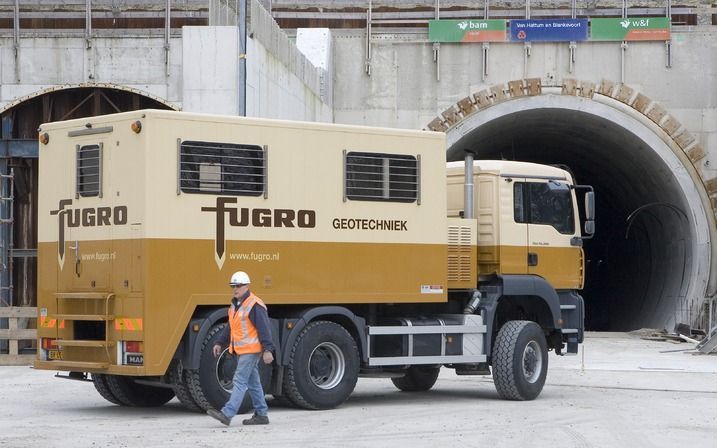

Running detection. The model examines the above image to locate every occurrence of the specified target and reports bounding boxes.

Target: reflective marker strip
[114,318,144,331]
[40,317,65,328]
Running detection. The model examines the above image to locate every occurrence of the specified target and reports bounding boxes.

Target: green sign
[429,19,507,43]
[591,17,671,41]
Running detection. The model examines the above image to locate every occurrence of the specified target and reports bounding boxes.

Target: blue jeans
[221,352,269,419]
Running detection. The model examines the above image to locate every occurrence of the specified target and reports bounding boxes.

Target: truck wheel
[491,320,548,401]
[186,323,272,414]
[92,373,122,405]
[283,320,359,410]
[391,366,440,392]
[104,375,176,407]
[168,360,202,412]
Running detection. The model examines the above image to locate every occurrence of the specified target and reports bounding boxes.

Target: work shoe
[207,408,231,426]
[242,413,269,425]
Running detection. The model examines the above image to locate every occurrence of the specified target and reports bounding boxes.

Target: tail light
[41,338,58,350]
[124,341,143,353]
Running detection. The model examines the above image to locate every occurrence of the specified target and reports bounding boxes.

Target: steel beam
[0,140,38,159]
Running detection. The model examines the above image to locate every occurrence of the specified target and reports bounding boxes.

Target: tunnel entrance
[444,94,714,332]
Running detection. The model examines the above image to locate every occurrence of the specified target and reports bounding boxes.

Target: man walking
[207,271,274,426]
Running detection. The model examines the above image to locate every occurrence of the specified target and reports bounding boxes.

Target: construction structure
[1,1,717,363]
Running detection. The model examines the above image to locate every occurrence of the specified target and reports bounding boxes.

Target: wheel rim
[308,342,345,390]
[215,349,236,393]
[522,340,543,384]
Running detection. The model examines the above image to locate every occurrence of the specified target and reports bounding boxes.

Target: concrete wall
[331,27,717,180]
[1,0,332,123]
[182,26,240,114]
[0,36,183,111]
[206,0,333,121]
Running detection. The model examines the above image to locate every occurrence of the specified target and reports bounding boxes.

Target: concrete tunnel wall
[439,89,716,332]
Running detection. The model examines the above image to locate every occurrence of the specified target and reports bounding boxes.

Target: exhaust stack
[464,150,475,219]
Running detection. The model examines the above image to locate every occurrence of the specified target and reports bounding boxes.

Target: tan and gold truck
[35,109,594,410]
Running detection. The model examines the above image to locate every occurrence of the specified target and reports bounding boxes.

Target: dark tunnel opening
[447,107,696,331]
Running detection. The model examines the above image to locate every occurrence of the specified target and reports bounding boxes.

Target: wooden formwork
[0,307,36,366]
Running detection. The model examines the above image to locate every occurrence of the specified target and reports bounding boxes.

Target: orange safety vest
[228,292,267,355]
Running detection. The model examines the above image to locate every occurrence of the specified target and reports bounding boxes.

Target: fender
[500,275,563,328]
[278,306,367,366]
[181,307,228,371]
[480,275,564,356]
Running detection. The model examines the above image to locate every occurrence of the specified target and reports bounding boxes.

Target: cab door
[498,177,528,275]
[525,180,582,289]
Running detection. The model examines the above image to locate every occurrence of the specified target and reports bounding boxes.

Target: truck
[35,109,594,411]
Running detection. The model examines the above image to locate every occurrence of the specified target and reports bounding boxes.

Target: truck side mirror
[584,220,595,235]
[585,191,595,221]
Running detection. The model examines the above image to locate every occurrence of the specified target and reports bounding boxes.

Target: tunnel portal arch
[428,79,717,332]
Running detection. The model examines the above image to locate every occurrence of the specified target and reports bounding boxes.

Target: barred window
[77,144,102,198]
[345,152,418,203]
[179,141,264,196]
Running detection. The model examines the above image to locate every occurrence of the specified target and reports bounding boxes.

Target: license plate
[48,350,63,360]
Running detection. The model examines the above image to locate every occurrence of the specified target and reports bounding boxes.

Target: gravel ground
[1,332,716,448]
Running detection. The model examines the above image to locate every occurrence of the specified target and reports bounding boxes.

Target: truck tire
[271,394,297,408]
[186,323,272,414]
[283,320,359,410]
[168,360,202,412]
[391,366,440,392]
[491,320,548,401]
[104,375,176,407]
[92,373,122,405]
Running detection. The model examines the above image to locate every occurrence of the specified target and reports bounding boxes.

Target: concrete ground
[1,332,715,448]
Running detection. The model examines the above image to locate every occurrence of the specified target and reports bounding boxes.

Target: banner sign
[509,19,589,42]
[590,17,671,41]
[429,19,507,43]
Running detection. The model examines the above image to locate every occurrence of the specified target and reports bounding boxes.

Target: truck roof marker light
[39,132,49,145]
[131,120,142,134]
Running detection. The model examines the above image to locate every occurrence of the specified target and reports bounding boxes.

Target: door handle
[528,252,538,266]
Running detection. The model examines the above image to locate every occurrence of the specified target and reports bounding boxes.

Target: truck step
[54,314,114,321]
[56,340,115,348]
[56,292,114,300]
[455,363,491,375]
[45,360,109,370]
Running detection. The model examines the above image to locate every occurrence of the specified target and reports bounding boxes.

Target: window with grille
[179,141,265,196]
[76,144,102,198]
[345,152,418,203]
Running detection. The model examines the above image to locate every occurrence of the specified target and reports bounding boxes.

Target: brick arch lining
[426,78,716,215]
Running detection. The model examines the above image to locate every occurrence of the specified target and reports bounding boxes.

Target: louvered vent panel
[447,225,473,282]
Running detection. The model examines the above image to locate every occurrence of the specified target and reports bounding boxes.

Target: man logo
[50,199,128,269]
[201,197,316,269]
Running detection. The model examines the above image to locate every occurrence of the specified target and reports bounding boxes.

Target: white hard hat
[229,271,251,286]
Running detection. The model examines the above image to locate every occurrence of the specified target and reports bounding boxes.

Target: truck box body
[36,110,448,375]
